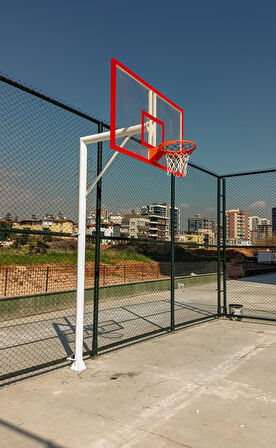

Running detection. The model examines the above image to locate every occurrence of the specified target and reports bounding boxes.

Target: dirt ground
[0,261,165,297]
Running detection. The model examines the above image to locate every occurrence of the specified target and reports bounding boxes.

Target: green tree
[0,221,12,242]
[42,233,53,243]
[12,233,29,249]
[28,238,49,255]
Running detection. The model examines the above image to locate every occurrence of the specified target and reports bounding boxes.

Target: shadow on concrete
[235,272,276,285]
[1,296,217,385]
[0,418,66,447]
[236,317,276,327]
[52,316,90,355]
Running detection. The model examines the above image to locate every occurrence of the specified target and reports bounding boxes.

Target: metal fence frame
[0,74,275,382]
[218,171,276,321]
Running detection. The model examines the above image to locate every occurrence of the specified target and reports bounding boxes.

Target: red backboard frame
[110,58,184,176]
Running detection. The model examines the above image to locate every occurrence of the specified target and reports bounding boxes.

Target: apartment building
[251,224,272,244]
[249,216,270,231]
[226,209,250,242]
[197,228,216,245]
[108,213,124,225]
[88,222,118,244]
[188,214,216,233]
[120,215,150,239]
[141,203,180,240]
[87,208,109,224]
[183,233,205,245]
[12,216,75,234]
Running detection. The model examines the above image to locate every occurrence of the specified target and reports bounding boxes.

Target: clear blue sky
[1,0,275,172]
[0,0,275,224]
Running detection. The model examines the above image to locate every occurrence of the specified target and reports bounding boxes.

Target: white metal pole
[71,134,132,371]
[71,139,88,371]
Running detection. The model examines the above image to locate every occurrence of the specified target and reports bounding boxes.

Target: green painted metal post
[4,267,8,297]
[92,123,103,356]
[222,178,227,315]
[45,266,49,292]
[217,177,221,317]
[170,174,175,331]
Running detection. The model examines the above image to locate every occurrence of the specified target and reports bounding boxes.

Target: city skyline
[1,203,274,227]
[1,204,275,246]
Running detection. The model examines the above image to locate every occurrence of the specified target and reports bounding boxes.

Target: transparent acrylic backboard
[110,59,184,176]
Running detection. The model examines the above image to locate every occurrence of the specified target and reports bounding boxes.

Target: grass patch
[100,249,151,264]
[0,247,152,266]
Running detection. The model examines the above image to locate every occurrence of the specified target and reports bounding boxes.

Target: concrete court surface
[2,271,276,377]
[1,319,276,448]
[1,282,217,377]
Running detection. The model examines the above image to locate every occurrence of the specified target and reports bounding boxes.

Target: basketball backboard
[110,58,184,176]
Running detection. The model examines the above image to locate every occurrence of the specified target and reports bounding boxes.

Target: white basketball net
[164,152,191,176]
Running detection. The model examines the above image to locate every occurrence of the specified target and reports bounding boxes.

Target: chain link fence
[1,74,275,383]
[221,172,276,321]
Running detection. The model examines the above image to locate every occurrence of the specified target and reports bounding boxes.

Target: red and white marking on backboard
[110,58,184,176]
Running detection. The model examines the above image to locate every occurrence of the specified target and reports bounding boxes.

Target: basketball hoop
[158,140,197,176]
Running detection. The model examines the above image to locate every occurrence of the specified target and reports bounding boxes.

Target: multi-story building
[12,216,75,234]
[187,214,216,234]
[175,233,187,243]
[177,229,215,246]
[249,216,271,242]
[181,233,205,246]
[120,215,150,239]
[88,222,115,244]
[141,204,168,240]
[226,209,250,242]
[87,208,109,224]
[108,213,124,225]
[249,216,261,232]
[272,208,276,232]
[251,224,272,245]
[197,229,216,245]
[141,203,180,240]
[259,218,270,225]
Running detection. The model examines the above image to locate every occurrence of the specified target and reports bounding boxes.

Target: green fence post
[103,265,106,286]
[45,266,49,292]
[222,177,227,315]
[4,267,8,297]
[217,177,221,317]
[92,123,103,356]
[170,174,175,331]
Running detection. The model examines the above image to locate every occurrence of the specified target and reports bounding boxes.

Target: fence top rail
[1,73,219,179]
[1,75,274,180]
[0,74,106,128]
[220,168,276,178]
[188,161,219,178]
